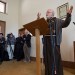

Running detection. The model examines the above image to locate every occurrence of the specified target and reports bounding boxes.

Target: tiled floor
[0,61,75,75]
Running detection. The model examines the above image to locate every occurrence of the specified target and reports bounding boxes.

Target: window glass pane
[0,2,5,13]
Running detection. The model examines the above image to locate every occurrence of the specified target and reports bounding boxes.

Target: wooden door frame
[0,20,6,37]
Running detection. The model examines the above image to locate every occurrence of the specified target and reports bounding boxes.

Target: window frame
[57,3,69,19]
[0,1,6,14]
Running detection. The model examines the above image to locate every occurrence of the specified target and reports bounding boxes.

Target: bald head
[25,29,29,35]
[46,9,54,19]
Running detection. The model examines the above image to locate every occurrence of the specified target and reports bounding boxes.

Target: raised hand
[37,12,41,19]
[67,6,73,14]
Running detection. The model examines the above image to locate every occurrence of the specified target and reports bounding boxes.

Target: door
[0,20,6,36]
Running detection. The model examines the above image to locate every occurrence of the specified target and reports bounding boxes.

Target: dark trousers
[43,36,63,75]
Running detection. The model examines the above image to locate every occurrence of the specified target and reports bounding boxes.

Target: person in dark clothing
[42,6,73,75]
[14,34,24,61]
[23,29,31,62]
[0,33,6,63]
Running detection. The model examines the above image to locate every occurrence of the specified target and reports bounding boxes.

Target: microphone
[73,22,75,25]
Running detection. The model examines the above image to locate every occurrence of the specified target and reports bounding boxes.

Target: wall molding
[30,57,75,69]
[62,61,75,69]
[73,41,75,61]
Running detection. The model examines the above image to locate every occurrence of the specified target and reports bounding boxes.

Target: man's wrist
[67,13,71,17]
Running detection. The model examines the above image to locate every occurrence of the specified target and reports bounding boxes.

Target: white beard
[46,15,54,19]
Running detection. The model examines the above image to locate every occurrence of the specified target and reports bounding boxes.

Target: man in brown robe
[43,6,73,75]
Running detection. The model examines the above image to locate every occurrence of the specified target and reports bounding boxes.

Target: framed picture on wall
[57,3,69,19]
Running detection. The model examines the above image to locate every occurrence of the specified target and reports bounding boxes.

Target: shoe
[28,60,31,63]
[23,60,27,62]
[0,61,2,65]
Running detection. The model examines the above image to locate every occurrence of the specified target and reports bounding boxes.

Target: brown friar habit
[43,13,71,75]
